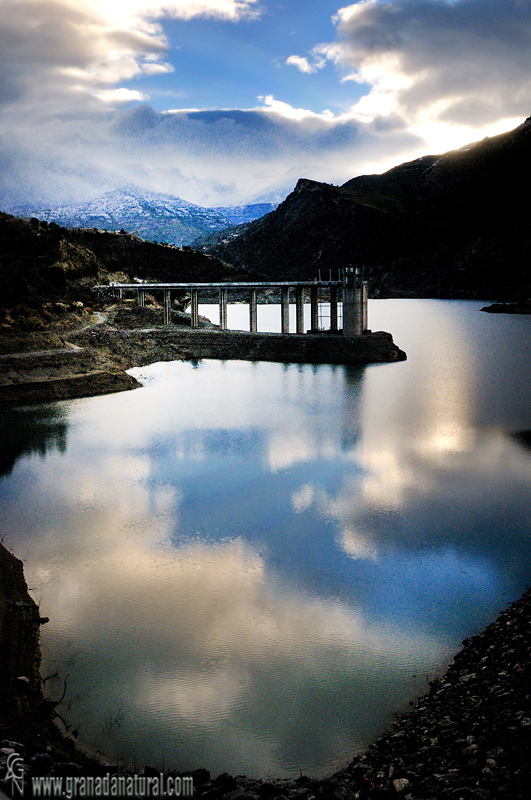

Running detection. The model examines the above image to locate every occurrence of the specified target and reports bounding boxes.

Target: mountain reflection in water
[1,300,531,778]
[0,404,68,477]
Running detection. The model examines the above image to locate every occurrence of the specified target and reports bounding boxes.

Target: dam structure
[103,267,367,336]
[95,268,405,365]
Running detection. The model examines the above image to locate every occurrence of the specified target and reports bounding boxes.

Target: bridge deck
[99,281,342,290]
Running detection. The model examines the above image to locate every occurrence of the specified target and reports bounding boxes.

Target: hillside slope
[0,212,255,329]
[202,118,531,298]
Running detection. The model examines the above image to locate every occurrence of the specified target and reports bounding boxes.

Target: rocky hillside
[0,212,256,329]
[201,117,531,299]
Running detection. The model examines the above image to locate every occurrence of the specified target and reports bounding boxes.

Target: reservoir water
[1,300,531,777]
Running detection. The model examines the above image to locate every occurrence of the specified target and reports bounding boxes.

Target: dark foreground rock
[1,538,531,798]
[0,545,99,778]
[0,370,140,404]
[0,328,142,405]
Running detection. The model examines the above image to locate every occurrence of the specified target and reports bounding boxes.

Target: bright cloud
[285,54,326,75]
[95,87,150,103]
[319,0,531,140]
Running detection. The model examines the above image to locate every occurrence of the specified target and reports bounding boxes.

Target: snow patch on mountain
[7,188,277,246]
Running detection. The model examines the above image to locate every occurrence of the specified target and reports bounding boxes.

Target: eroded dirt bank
[1,537,530,799]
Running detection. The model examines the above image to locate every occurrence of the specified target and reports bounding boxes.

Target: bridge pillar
[330,285,338,332]
[250,289,257,332]
[310,285,319,332]
[137,289,145,308]
[296,287,304,334]
[281,287,290,334]
[219,288,228,331]
[342,267,368,337]
[191,288,199,327]
[163,290,171,326]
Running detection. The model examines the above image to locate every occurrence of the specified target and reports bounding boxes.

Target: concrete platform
[157,328,406,365]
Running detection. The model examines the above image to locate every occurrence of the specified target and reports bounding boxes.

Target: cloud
[0,91,423,207]
[318,0,531,134]
[285,54,326,75]
[1,0,530,208]
[96,88,150,104]
[0,0,259,111]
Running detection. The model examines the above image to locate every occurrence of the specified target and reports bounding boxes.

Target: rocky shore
[1,537,530,799]
[481,300,531,314]
[0,305,405,405]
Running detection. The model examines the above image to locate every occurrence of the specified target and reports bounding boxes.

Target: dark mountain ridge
[201,118,531,298]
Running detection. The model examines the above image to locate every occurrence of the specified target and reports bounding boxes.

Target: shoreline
[1,539,530,798]
[0,305,405,406]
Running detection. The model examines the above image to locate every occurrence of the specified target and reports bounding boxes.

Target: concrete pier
[281,287,290,334]
[250,289,258,333]
[191,288,199,327]
[310,285,319,332]
[330,285,338,332]
[343,267,368,337]
[219,288,228,331]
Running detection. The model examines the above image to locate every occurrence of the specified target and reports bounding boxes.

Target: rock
[258,783,285,798]
[191,768,211,786]
[198,789,222,800]
[223,791,260,800]
[214,773,238,792]
[392,778,410,794]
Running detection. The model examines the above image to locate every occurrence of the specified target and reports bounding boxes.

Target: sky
[1,0,531,208]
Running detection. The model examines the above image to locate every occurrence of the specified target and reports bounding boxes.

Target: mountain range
[7,188,277,247]
[199,117,531,299]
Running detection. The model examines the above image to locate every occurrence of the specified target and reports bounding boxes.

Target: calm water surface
[1,300,531,777]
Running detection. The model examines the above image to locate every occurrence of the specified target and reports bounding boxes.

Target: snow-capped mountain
[8,188,277,246]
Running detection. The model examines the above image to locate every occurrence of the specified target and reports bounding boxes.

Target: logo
[5,752,25,797]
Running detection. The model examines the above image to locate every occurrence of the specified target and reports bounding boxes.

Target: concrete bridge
[96,267,368,337]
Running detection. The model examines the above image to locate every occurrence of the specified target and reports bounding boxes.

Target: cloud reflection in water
[2,301,531,777]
